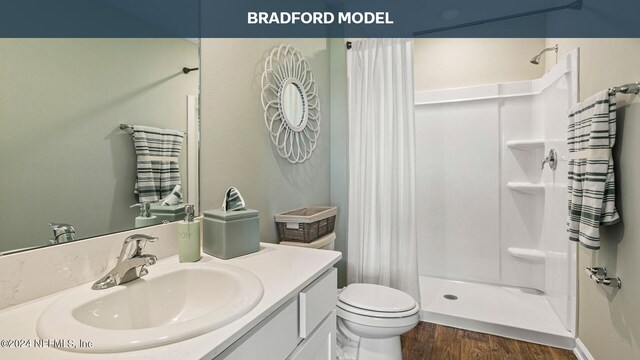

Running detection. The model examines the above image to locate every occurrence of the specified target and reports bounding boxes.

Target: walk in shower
[414,50,579,349]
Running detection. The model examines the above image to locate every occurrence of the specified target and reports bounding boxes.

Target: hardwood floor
[401,322,577,360]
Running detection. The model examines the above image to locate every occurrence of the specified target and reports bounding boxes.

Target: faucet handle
[120,234,158,259]
[541,149,558,170]
[124,233,157,245]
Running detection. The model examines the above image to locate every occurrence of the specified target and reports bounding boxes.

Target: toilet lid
[339,283,417,313]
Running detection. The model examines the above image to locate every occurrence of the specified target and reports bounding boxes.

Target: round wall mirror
[281,79,307,131]
[261,44,321,164]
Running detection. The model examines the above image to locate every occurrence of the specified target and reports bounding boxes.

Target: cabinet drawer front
[299,268,337,338]
[288,311,336,360]
[218,297,300,360]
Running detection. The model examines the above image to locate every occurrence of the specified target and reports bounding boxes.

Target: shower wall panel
[415,100,501,283]
[536,55,578,333]
[499,97,546,291]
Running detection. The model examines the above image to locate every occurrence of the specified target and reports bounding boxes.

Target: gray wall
[200,39,332,245]
[0,39,198,252]
[546,38,640,360]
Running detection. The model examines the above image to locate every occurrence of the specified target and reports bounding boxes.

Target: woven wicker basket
[274,206,337,243]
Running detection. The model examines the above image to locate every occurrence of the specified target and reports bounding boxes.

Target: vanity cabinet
[217,268,337,360]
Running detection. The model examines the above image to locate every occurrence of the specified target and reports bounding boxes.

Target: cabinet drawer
[288,311,336,360]
[299,268,337,338]
[217,297,300,360]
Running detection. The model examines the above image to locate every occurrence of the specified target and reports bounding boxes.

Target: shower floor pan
[419,276,574,349]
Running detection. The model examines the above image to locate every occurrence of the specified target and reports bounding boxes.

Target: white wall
[546,38,640,360]
[414,38,545,91]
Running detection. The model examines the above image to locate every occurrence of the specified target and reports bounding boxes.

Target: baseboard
[574,338,595,360]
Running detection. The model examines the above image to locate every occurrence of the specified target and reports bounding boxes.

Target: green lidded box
[149,203,186,223]
[203,208,260,259]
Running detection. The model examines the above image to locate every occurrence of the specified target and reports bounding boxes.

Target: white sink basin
[36,260,263,353]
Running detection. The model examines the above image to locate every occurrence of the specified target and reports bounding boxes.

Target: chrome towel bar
[119,123,186,137]
[608,82,640,95]
[585,267,622,289]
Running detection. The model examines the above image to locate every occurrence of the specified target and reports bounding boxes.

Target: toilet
[280,232,420,360]
[336,283,420,360]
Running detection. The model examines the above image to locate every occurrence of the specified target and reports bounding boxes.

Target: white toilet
[280,232,420,360]
[336,283,419,360]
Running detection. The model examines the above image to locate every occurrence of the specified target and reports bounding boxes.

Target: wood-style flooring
[401,322,577,360]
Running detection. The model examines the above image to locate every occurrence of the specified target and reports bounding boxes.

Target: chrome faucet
[49,223,76,244]
[541,149,558,170]
[92,234,158,290]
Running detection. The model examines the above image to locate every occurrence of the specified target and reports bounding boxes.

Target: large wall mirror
[0,38,200,255]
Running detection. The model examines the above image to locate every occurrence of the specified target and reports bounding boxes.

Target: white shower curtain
[347,39,420,303]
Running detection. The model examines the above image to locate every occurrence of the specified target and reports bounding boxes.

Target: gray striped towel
[567,90,620,250]
[132,125,185,203]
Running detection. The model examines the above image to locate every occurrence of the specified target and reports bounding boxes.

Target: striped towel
[132,125,184,203]
[567,90,620,249]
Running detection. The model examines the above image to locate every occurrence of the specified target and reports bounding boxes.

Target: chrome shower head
[530,55,541,65]
[530,44,558,65]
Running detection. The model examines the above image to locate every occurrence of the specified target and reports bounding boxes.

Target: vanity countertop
[0,243,341,360]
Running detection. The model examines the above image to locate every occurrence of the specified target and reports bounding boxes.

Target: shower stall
[414,50,578,349]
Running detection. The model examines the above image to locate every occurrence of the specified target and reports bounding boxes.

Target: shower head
[530,55,541,65]
[530,44,558,65]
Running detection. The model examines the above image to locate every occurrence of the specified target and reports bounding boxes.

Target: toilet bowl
[336,283,420,360]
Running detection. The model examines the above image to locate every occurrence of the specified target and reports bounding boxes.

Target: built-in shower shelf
[506,139,545,151]
[507,247,546,264]
[507,182,545,195]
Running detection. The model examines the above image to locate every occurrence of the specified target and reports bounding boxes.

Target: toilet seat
[339,283,417,312]
[336,305,420,328]
[336,283,420,328]
[337,300,420,319]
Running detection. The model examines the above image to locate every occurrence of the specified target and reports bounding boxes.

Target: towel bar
[119,123,134,134]
[119,123,186,137]
[608,82,640,95]
[585,267,622,289]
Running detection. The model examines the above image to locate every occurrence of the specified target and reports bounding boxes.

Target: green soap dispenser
[179,204,201,262]
[131,202,160,228]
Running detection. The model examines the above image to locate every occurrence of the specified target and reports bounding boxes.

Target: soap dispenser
[178,204,201,262]
[131,202,159,228]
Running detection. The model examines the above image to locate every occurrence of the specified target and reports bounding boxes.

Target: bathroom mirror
[0,38,200,255]
[261,44,320,164]
[281,79,307,131]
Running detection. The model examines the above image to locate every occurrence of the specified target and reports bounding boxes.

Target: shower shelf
[506,139,545,151]
[507,182,545,195]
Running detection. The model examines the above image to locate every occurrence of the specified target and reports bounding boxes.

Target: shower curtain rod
[345,0,582,48]
[413,0,582,36]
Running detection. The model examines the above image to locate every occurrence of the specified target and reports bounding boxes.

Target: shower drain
[443,294,458,300]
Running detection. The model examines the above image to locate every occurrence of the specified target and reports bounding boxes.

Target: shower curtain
[347,39,420,302]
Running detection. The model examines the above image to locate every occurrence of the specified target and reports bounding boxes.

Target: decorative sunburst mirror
[261,44,321,163]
